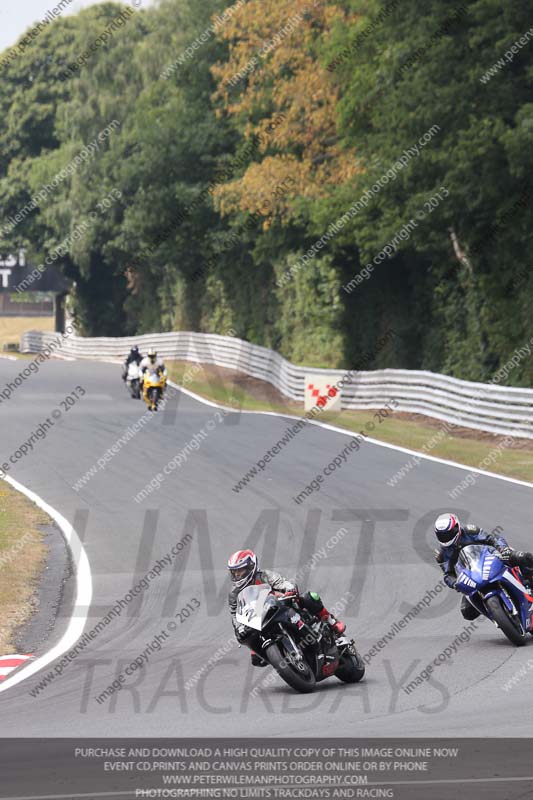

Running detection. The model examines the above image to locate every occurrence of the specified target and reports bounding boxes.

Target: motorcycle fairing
[456,544,533,632]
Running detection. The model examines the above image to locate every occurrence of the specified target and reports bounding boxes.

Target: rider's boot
[250,652,268,667]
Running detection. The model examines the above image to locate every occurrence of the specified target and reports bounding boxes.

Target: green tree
[326,0,533,381]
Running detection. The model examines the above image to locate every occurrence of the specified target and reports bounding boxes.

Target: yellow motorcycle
[142,368,166,411]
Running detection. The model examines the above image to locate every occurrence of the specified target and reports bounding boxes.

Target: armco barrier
[20,329,533,439]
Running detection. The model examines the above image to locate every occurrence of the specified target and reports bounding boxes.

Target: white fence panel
[20,329,533,439]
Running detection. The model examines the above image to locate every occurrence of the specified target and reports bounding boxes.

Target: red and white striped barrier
[0,654,31,680]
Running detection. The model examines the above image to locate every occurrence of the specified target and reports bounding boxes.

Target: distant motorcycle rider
[122,345,142,381]
[434,513,533,620]
[140,348,166,376]
[227,549,346,667]
[140,348,167,397]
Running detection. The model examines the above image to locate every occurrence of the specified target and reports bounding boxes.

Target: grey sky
[0,0,156,52]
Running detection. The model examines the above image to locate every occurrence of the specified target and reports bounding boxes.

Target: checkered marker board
[304,375,342,412]
[0,654,31,680]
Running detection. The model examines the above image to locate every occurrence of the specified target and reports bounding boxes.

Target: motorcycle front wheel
[264,642,316,693]
[486,595,527,646]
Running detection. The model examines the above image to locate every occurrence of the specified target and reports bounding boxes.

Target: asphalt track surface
[1,356,533,738]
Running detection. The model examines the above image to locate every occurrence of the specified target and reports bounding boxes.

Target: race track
[1,356,532,737]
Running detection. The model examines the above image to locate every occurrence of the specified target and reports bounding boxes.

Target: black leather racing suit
[126,350,142,366]
[122,350,142,379]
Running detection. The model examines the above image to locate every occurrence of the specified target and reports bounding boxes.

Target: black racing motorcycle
[236,583,365,693]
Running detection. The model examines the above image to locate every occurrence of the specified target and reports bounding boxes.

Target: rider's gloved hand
[235,624,248,641]
[283,590,299,601]
[444,574,457,589]
[516,551,533,567]
[499,546,513,561]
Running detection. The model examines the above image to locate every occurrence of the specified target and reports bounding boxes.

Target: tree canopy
[0,0,532,382]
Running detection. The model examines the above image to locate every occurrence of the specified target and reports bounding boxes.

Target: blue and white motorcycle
[455,544,533,646]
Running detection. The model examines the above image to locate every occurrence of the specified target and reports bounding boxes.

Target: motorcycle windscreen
[457,544,496,571]
[457,544,504,586]
[144,372,163,387]
[235,583,272,631]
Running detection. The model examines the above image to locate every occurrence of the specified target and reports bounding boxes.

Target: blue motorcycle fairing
[455,544,533,632]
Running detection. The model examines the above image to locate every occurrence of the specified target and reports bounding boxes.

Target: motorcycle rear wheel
[264,642,316,693]
[486,595,527,646]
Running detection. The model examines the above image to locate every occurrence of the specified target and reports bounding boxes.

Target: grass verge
[0,482,48,653]
[0,316,54,350]
[168,360,533,485]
